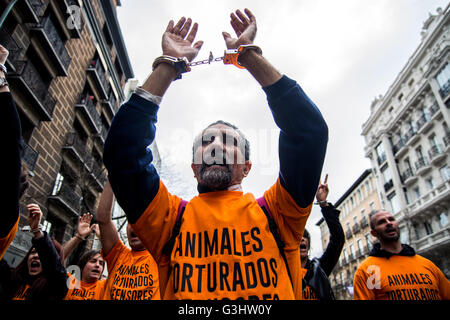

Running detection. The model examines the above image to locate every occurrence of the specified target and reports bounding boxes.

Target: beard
[379,227,400,242]
[198,164,232,191]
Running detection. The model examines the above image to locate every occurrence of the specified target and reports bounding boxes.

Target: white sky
[116,0,449,257]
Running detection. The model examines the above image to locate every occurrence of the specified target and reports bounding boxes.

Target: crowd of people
[1,8,448,301]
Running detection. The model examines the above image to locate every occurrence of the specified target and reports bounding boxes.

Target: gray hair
[192,120,250,163]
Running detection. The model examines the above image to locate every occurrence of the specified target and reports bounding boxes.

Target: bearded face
[191,124,251,191]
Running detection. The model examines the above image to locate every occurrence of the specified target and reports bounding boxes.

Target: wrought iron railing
[14,60,56,118]
[40,15,71,71]
[22,142,39,172]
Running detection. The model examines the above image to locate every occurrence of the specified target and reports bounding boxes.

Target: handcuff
[152,45,262,80]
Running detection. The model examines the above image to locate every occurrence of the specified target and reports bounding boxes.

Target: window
[400,226,409,244]
[340,272,345,286]
[381,165,392,183]
[413,187,421,200]
[439,165,450,182]
[424,221,433,235]
[439,212,449,228]
[343,248,349,263]
[353,216,358,228]
[350,197,354,208]
[52,173,64,195]
[365,234,372,250]
[369,201,375,212]
[357,189,362,203]
[435,63,450,91]
[357,239,364,255]
[426,177,435,190]
[415,146,425,159]
[350,244,356,259]
[404,158,412,171]
[428,133,439,148]
[387,192,401,213]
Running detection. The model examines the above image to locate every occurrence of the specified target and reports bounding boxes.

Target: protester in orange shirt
[96,180,160,300]
[0,204,67,300]
[65,250,105,300]
[353,210,450,300]
[103,9,328,300]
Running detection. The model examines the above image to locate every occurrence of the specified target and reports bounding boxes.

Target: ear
[242,161,252,177]
[191,163,198,178]
[370,229,378,239]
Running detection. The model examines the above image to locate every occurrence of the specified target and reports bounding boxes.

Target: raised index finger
[324,174,328,184]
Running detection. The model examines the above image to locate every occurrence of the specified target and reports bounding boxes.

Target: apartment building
[317,169,382,299]
[361,5,450,279]
[0,0,133,266]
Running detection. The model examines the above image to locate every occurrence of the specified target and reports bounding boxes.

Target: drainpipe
[0,0,19,29]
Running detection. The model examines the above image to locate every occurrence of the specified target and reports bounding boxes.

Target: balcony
[384,179,394,192]
[48,182,81,217]
[392,138,408,157]
[89,159,107,190]
[415,157,432,176]
[428,144,446,165]
[75,94,102,134]
[429,102,440,119]
[345,229,353,239]
[444,133,450,153]
[415,113,433,134]
[438,80,450,99]
[8,60,56,121]
[401,168,417,186]
[30,15,71,76]
[102,90,119,118]
[377,152,387,166]
[22,142,39,172]
[0,30,24,73]
[352,223,360,234]
[405,127,419,145]
[87,58,109,100]
[56,0,85,38]
[360,216,368,229]
[413,227,450,254]
[62,132,92,171]
[18,0,48,24]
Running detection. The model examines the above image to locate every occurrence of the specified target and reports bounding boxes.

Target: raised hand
[77,213,97,239]
[0,44,8,65]
[222,8,257,49]
[162,17,203,62]
[27,204,43,237]
[316,174,329,203]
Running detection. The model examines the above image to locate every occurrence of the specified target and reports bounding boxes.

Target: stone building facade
[0,0,133,266]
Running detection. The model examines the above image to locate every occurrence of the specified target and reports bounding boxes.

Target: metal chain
[189,51,224,67]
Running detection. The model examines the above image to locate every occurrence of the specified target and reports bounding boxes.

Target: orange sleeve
[131,181,181,263]
[431,261,450,300]
[263,179,313,300]
[263,179,312,250]
[103,240,127,271]
[0,214,19,260]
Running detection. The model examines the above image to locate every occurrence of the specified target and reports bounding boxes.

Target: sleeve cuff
[134,87,162,105]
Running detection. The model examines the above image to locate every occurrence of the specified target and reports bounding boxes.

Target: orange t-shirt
[64,278,106,300]
[300,268,318,300]
[0,214,19,260]
[132,179,311,300]
[101,240,160,300]
[353,255,450,300]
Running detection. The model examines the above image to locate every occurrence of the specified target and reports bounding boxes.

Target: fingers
[186,22,198,43]
[79,213,93,224]
[324,174,328,184]
[230,8,255,36]
[165,20,174,33]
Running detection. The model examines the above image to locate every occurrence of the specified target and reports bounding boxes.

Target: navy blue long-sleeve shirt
[104,75,328,224]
